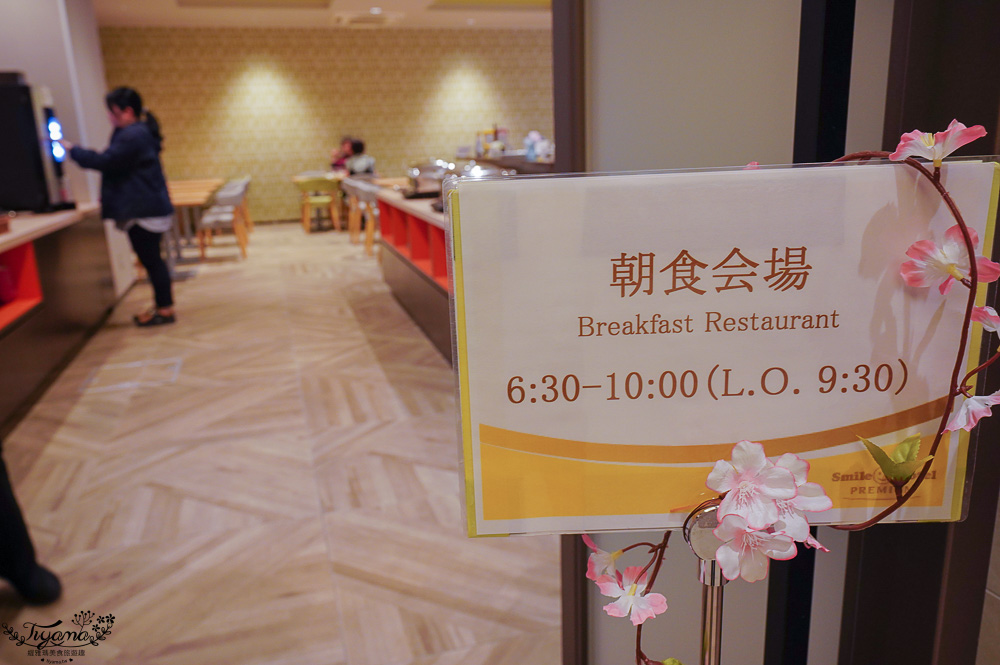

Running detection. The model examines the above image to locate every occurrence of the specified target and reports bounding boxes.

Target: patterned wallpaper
[99,27,553,221]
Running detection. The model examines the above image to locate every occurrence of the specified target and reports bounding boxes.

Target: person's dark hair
[350,139,365,155]
[105,86,163,144]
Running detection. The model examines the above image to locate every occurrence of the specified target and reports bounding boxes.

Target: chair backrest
[214,175,251,196]
[294,174,341,194]
[341,177,364,199]
[355,179,381,204]
[219,175,251,195]
[212,180,249,207]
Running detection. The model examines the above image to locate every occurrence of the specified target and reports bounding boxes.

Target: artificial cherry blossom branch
[642,531,671,590]
[832,143,990,530]
[634,532,672,665]
[586,122,994,663]
[961,349,1000,389]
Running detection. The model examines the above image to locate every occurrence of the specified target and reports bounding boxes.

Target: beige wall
[0,0,99,204]
[844,0,894,155]
[583,3,802,663]
[0,0,135,296]
[63,0,110,203]
[99,26,553,222]
[585,0,801,173]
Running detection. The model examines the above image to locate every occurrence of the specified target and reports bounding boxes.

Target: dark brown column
[840,4,1000,664]
[552,0,586,175]
[552,3,588,665]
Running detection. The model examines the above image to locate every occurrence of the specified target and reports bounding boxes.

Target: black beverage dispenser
[0,72,75,213]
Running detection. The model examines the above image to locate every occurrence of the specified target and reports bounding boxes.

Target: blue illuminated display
[47,117,65,162]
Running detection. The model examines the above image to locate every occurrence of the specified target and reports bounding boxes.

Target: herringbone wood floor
[0,225,560,665]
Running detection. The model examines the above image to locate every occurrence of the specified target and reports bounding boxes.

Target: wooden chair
[229,175,253,233]
[356,180,383,257]
[198,179,251,259]
[341,177,363,244]
[293,174,342,233]
[341,177,382,255]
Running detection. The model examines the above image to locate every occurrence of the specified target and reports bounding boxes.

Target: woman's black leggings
[127,225,173,309]
[0,454,39,582]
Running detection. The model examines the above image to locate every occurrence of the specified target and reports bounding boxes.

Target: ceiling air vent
[427,0,549,10]
[177,0,331,8]
[337,11,401,27]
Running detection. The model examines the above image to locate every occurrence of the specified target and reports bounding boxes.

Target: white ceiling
[93,0,552,30]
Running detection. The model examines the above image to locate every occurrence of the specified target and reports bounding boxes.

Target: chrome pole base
[684,504,727,665]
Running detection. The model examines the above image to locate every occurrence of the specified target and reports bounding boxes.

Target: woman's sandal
[133,310,176,327]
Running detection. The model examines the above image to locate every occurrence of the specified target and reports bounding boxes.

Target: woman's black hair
[105,86,163,144]
[350,138,365,154]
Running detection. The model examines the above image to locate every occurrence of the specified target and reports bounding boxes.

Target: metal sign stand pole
[684,504,727,665]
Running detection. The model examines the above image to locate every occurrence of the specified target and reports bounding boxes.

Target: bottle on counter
[524,130,543,162]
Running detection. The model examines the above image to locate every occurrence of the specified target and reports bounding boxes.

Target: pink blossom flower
[889,119,987,167]
[706,441,796,530]
[771,454,833,542]
[972,306,1000,333]
[595,566,668,626]
[803,534,829,552]
[582,534,622,581]
[713,514,798,583]
[945,389,1000,432]
[900,224,1000,295]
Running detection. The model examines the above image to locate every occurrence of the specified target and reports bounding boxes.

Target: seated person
[330,135,353,171]
[345,139,375,175]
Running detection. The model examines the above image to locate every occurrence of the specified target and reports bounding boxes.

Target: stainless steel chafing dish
[405,159,515,200]
[405,159,458,199]
[458,160,515,178]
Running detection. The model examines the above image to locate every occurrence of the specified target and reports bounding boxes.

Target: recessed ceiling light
[370,6,382,14]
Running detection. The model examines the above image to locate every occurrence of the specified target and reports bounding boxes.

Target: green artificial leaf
[859,436,933,485]
[890,435,924,464]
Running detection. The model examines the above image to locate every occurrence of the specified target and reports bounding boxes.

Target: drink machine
[0,72,75,213]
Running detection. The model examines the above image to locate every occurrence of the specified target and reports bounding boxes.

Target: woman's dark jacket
[69,122,173,226]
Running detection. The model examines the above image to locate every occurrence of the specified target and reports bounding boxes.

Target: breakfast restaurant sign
[447,161,1000,536]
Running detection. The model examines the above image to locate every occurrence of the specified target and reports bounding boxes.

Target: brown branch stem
[632,531,672,664]
[834,156,981,531]
[643,531,671,590]
[961,349,1000,388]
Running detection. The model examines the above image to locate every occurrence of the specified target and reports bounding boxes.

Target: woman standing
[61,87,176,326]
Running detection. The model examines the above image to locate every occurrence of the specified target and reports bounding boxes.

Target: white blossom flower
[900,224,1000,295]
[713,514,797,583]
[706,441,796,530]
[595,566,667,626]
[582,533,622,581]
[972,306,1000,333]
[945,389,1000,432]
[889,119,987,167]
[771,453,833,542]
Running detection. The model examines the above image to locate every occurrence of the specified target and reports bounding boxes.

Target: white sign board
[450,161,1000,536]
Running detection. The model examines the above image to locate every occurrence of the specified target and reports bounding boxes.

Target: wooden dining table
[168,178,224,208]
[166,178,224,261]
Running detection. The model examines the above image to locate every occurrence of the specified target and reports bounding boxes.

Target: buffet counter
[0,203,100,253]
[376,188,452,363]
[0,203,116,435]
[474,155,554,175]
